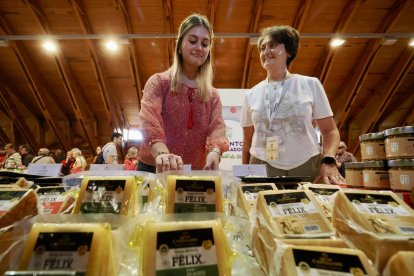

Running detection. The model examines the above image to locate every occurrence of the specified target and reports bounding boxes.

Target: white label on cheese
[243,191,258,201]
[295,267,365,276]
[269,202,318,217]
[314,194,333,204]
[351,202,411,216]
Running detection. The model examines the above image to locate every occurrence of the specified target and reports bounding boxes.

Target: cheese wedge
[73,176,137,215]
[256,190,334,238]
[0,189,37,228]
[18,222,115,276]
[332,189,414,272]
[270,243,378,276]
[141,220,230,276]
[36,186,75,214]
[237,183,277,217]
[303,183,341,220]
[383,251,414,276]
[166,175,223,213]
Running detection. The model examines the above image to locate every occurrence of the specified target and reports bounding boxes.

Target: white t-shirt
[102,142,118,164]
[241,74,333,170]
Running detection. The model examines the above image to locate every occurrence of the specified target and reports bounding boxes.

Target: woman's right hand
[155,153,184,173]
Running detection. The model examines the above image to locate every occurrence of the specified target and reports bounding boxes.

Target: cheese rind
[166,175,223,213]
[0,189,38,228]
[141,220,230,276]
[383,251,414,276]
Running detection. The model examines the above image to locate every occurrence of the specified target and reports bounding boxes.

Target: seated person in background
[30,148,56,164]
[3,143,22,169]
[335,141,357,177]
[20,144,35,167]
[92,146,102,163]
[70,148,87,174]
[124,147,139,170]
[0,147,6,168]
[53,149,66,163]
[61,150,74,176]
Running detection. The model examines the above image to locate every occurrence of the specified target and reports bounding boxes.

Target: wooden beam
[113,0,144,111]
[292,0,313,31]
[0,124,10,145]
[378,84,414,127]
[25,0,98,152]
[313,0,362,84]
[0,14,70,151]
[0,74,40,152]
[348,47,414,154]
[70,0,125,131]
[334,0,411,129]
[403,107,414,125]
[241,0,264,88]
[208,0,217,27]
[162,0,175,68]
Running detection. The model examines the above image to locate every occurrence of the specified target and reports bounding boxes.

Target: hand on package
[203,151,220,170]
[155,153,184,173]
[314,163,345,185]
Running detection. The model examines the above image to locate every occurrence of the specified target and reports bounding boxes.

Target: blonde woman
[70,148,86,174]
[124,147,138,170]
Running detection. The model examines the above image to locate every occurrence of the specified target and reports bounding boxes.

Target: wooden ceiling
[0,0,413,157]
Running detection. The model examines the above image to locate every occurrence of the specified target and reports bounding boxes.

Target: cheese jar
[388,159,414,192]
[345,162,364,188]
[384,126,414,160]
[362,161,390,190]
[359,132,386,160]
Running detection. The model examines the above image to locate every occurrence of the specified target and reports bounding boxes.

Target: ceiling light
[330,38,345,47]
[381,37,397,45]
[42,40,58,52]
[409,39,414,47]
[105,40,119,52]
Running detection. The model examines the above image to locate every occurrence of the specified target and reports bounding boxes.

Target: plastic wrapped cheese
[332,189,414,272]
[303,183,341,220]
[18,222,115,276]
[256,190,334,238]
[73,176,137,215]
[141,220,230,276]
[0,189,38,228]
[166,175,223,213]
[237,183,277,217]
[382,251,414,276]
[270,242,378,276]
[36,186,75,214]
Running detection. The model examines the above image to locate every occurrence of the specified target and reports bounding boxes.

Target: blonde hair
[126,147,138,159]
[38,148,50,156]
[170,14,214,102]
[71,148,82,157]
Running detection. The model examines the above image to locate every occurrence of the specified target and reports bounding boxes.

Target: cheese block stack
[237,183,277,218]
[332,189,414,272]
[73,176,138,215]
[141,219,231,276]
[165,175,223,213]
[18,222,116,276]
[302,183,341,221]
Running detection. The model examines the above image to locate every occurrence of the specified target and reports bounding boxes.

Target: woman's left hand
[314,163,345,185]
[203,151,220,170]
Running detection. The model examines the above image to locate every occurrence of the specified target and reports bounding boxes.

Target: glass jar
[362,161,389,190]
[384,126,414,160]
[345,162,364,188]
[388,159,414,192]
[359,132,386,160]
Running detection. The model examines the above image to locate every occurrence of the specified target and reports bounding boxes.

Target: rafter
[292,0,313,31]
[208,0,217,27]
[113,0,143,111]
[241,0,264,88]
[334,0,411,130]
[0,14,70,151]
[0,73,40,152]
[24,0,98,152]
[348,47,414,153]
[70,0,125,132]
[403,107,414,125]
[314,0,362,84]
[163,0,175,67]
[0,122,9,145]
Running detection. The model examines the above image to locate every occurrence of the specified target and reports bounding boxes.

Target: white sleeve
[311,78,334,119]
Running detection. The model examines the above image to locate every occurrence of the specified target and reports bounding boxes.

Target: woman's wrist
[209,147,222,161]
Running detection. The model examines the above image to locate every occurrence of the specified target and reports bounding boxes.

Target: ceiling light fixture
[409,38,414,47]
[330,38,345,47]
[0,39,9,47]
[105,40,119,52]
[42,40,58,52]
[381,37,397,45]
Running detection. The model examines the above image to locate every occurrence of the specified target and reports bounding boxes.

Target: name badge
[266,136,279,161]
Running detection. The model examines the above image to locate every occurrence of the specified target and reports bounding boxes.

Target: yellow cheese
[36,186,75,214]
[383,251,414,276]
[271,243,378,276]
[166,175,223,213]
[141,220,230,276]
[0,189,38,228]
[303,183,341,220]
[256,190,334,238]
[237,183,277,217]
[332,189,414,272]
[73,176,137,215]
[18,222,115,276]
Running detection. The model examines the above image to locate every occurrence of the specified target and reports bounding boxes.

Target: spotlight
[42,40,58,52]
[330,38,345,47]
[105,40,119,52]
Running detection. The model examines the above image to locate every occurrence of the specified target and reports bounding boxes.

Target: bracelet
[210,147,221,161]
[154,151,169,158]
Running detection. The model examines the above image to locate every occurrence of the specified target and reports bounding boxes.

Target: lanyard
[265,77,287,130]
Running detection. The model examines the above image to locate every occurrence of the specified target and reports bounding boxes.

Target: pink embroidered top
[138,71,229,169]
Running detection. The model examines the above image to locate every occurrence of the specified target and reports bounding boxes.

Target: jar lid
[363,160,386,168]
[384,126,414,137]
[359,131,384,141]
[345,162,365,169]
[388,159,414,167]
